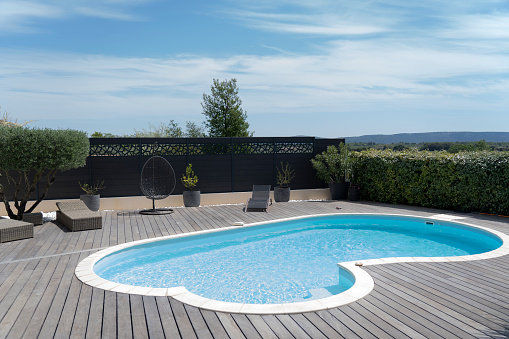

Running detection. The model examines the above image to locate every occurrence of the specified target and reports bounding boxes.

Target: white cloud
[0,1,62,33]
[444,13,509,39]
[74,7,140,21]
[0,0,150,33]
[227,10,390,36]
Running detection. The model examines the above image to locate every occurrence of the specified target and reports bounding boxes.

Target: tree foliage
[352,149,509,214]
[0,126,89,219]
[311,143,353,183]
[130,120,207,138]
[201,78,253,137]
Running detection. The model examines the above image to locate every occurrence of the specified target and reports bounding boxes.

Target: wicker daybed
[0,219,34,243]
[56,200,102,232]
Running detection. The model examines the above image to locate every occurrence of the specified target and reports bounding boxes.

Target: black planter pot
[348,187,360,201]
[274,187,291,202]
[328,182,350,200]
[80,194,100,211]
[183,190,200,207]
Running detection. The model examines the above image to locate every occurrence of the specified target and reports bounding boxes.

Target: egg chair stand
[139,156,176,215]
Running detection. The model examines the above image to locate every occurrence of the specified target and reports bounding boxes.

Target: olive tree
[201,78,253,137]
[0,126,90,220]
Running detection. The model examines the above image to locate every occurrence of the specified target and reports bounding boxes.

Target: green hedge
[352,149,509,215]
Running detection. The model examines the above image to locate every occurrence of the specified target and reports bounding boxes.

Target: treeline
[349,140,509,152]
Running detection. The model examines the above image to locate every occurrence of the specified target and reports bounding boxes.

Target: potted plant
[348,184,360,201]
[274,162,295,202]
[79,180,106,211]
[311,143,352,200]
[181,163,200,207]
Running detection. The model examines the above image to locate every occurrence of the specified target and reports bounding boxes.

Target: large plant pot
[328,182,350,200]
[183,190,200,207]
[348,187,360,201]
[274,187,290,202]
[80,194,100,211]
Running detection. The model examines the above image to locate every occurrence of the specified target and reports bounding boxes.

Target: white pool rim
[75,213,509,314]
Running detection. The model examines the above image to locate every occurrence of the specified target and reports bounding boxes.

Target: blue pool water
[94,215,502,304]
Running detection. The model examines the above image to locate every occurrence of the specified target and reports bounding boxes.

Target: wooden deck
[1,201,509,338]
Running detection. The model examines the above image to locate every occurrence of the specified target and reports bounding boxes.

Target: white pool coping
[75,213,509,314]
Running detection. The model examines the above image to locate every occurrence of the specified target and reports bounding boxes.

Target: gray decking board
[169,298,198,339]
[116,292,133,339]
[183,303,214,339]
[1,202,509,338]
[155,296,183,339]
[200,309,230,339]
[314,309,357,339]
[274,314,313,339]
[142,296,166,339]
[230,314,263,339]
[244,314,279,339]
[393,262,509,324]
[216,312,246,338]
[130,294,150,339]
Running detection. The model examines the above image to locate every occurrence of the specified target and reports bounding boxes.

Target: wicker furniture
[22,212,43,226]
[0,219,34,243]
[56,201,102,232]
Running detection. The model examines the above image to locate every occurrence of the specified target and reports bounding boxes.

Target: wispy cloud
[0,1,62,33]
[0,0,149,33]
[226,9,390,36]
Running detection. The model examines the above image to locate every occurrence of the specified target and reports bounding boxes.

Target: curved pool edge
[74,212,509,315]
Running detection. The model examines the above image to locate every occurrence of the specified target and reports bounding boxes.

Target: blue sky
[1,0,509,138]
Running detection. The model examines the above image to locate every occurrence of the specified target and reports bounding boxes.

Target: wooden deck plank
[155,297,182,338]
[336,305,395,339]
[315,310,356,339]
[68,283,92,339]
[101,291,117,339]
[301,312,347,339]
[183,304,214,339]
[369,264,500,338]
[275,314,313,339]
[200,309,229,339]
[394,263,509,326]
[85,287,104,339]
[244,314,279,339]
[367,268,479,339]
[260,315,294,339]
[355,297,426,339]
[1,202,509,339]
[289,313,329,339]
[215,312,246,339]
[116,292,133,339]
[17,255,71,338]
[0,258,50,339]
[8,257,62,339]
[129,294,150,339]
[142,296,166,339]
[230,314,263,339]
[37,253,83,339]
[327,308,378,339]
[169,298,197,339]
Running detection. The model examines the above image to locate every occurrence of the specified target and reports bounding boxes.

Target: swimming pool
[76,213,507,314]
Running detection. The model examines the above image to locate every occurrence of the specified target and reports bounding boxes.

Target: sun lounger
[0,219,34,242]
[56,200,102,232]
[245,185,272,212]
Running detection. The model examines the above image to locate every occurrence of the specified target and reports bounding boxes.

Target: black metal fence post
[231,138,234,192]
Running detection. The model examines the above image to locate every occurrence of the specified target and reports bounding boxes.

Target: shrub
[0,126,89,219]
[352,149,509,214]
[311,143,352,183]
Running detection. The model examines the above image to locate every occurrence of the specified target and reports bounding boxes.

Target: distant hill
[345,132,509,144]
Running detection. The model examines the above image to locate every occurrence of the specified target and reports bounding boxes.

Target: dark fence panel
[0,137,344,200]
